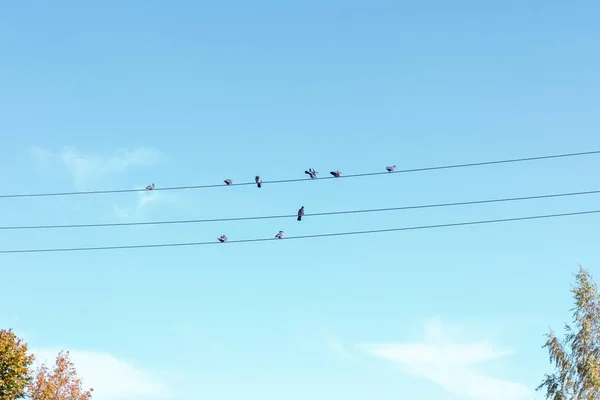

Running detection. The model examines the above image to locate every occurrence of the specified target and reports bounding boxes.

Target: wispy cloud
[30,146,53,163]
[30,146,166,190]
[326,334,356,362]
[360,318,530,400]
[30,146,171,219]
[111,186,175,221]
[32,349,168,400]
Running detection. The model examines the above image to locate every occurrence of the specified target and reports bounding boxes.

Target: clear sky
[1,1,599,399]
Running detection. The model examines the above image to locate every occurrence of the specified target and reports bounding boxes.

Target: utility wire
[1,209,598,254]
[1,150,598,199]
[1,189,599,230]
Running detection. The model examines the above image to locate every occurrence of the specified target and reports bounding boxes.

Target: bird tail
[257,182,262,188]
[297,216,302,221]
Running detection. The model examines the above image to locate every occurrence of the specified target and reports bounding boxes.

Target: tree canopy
[538,265,600,399]
[0,328,35,399]
[29,351,93,400]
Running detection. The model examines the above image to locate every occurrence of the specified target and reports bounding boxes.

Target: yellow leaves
[29,351,93,400]
[2,331,92,399]
[0,328,35,399]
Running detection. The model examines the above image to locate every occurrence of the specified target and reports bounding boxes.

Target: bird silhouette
[224,179,233,186]
[218,235,227,243]
[305,168,318,179]
[145,183,155,190]
[330,170,342,178]
[275,231,285,239]
[297,206,305,221]
[386,165,396,172]
[255,176,262,188]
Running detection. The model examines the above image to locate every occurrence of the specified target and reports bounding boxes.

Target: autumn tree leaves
[0,334,92,400]
[0,329,34,399]
[28,351,93,400]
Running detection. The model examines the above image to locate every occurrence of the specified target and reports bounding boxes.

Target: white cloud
[360,318,530,400]
[326,335,356,361]
[30,146,166,189]
[32,349,167,400]
[30,146,171,219]
[30,146,52,163]
[111,187,172,221]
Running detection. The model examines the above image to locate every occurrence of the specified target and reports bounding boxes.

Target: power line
[1,188,599,230]
[1,209,597,254]
[1,150,599,199]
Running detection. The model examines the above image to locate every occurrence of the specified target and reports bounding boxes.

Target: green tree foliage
[0,329,35,399]
[538,265,600,399]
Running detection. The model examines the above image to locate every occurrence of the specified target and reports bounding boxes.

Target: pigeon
[255,176,262,188]
[275,231,285,239]
[218,235,227,243]
[386,165,396,172]
[297,206,305,221]
[145,183,155,190]
[305,168,318,179]
[224,179,233,186]
[330,170,342,178]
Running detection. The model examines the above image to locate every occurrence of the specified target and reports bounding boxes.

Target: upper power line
[1,188,598,230]
[1,209,598,254]
[1,149,598,199]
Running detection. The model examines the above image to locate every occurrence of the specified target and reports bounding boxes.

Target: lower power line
[0,209,598,254]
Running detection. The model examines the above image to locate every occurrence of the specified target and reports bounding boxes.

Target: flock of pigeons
[144,165,398,243]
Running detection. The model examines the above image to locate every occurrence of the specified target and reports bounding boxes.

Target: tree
[538,265,600,399]
[0,328,35,399]
[28,351,93,400]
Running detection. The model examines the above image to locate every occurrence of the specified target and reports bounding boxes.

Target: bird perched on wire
[297,206,304,221]
[305,168,318,179]
[275,231,285,239]
[330,170,342,178]
[224,179,233,186]
[386,165,396,172]
[255,176,262,188]
[218,235,227,243]
[145,183,155,190]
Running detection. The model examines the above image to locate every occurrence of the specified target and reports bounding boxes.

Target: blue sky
[1,1,599,399]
